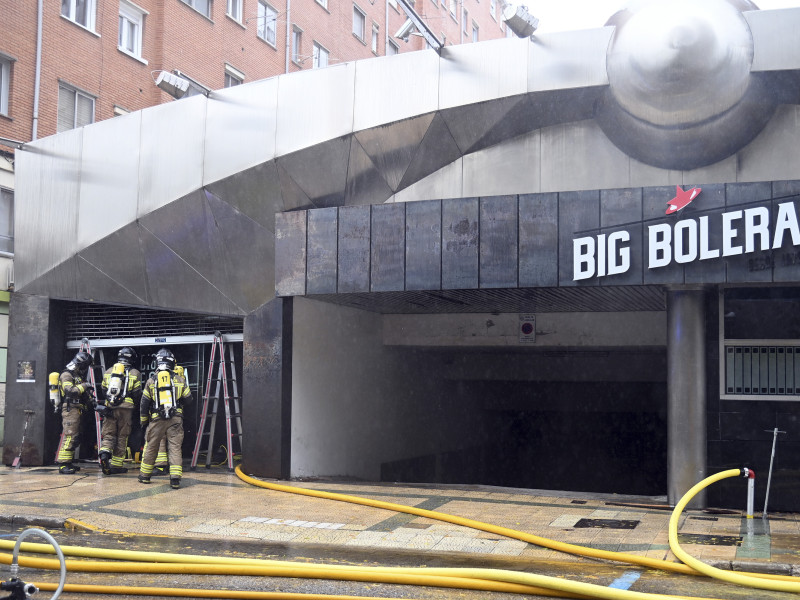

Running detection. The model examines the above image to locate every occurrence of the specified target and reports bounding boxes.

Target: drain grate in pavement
[689,516,718,522]
[574,519,639,530]
[678,533,742,546]
[571,500,588,505]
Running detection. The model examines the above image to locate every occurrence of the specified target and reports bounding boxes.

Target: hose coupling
[741,467,755,479]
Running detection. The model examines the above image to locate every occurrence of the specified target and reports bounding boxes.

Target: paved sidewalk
[1,463,799,574]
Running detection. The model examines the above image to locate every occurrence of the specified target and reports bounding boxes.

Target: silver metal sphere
[596,0,776,170]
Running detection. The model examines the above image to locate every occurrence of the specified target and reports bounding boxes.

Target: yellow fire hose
[668,468,800,594]
[1,467,793,599]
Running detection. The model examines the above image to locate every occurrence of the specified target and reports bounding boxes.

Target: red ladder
[190,332,242,471]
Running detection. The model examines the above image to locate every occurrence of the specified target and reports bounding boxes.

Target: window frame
[312,42,329,68]
[0,56,11,117]
[257,0,278,46]
[224,64,245,87]
[0,187,13,256]
[371,22,379,54]
[352,4,366,42]
[181,0,212,19]
[471,20,478,42]
[227,0,242,22]
[490,0,496,20]
[291,25,303,65]
[118,0,147,60]
[387,39,399,55]
[61,0,97,30]
[57,83,95,133]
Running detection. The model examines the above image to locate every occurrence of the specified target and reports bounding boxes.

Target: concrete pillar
[241,297,293,479]
[2,294,66,467]
[666,287,707,507]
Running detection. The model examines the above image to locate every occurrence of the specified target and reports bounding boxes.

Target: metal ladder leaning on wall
[190,331,243,471]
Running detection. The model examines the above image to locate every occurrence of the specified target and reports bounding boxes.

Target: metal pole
[763,428,786,518]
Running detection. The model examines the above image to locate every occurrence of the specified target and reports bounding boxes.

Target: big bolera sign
[573,187,800,281]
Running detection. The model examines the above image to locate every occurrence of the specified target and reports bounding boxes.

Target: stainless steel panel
[355,113,435,192]
[203,78,279,186]
[519,193,558,287]
[345,139,393,206]
[370,203,405,292]
[275,211,307,297]
[528,27,612,92]
[276,137,352,208]
[746,8,800,71]
[138,95,208,217]
[480,196,518,289]
[77,222,150,304]
[277,163,313,212]
[439,37,529,110]
[19,256,79,300]
[463,131,541,198]
[205,161,283,233]
[139,225,244,315]
[441,96,524,155]
[79,111,141,250]
[392,158,463,203]
[353,51,440,132]
[442,198,479,290]
[75,255,147,306]
[405,200,441,291]
[15,129,83,292]
[307,207,338,295]
[558,190,599,287]
[738,106,800,183]
[540,120,631,193]
[398,114,463,192]
[275,62,356,157]
[338,205,371,293]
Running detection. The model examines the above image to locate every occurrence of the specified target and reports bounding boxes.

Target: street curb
[0,514,65,529]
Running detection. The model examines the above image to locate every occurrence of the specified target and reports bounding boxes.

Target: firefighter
[151,364,186,476]
[97,347,143,475]
[53,351,95,474]
[138,349,192,489]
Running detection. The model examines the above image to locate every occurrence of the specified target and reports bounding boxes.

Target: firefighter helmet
[66,351,93,375]
[155,348,176,372]
[117,346,137,366]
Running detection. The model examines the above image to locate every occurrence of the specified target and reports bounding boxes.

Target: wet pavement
[1,460,799,597]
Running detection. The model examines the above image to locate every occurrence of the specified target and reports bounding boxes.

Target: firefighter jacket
[58,370,94,411]
[101,365,143,410]
[140,371,192,425]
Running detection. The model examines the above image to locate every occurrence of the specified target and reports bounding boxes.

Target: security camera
[395,18,417,42]
[502,4,539,38]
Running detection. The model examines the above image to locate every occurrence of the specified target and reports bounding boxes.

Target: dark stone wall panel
[442,198,479,290]
[275,211,307,297]
[600,188,643,286]
[406,201,442,291]
[338,206,371,293]
[519,193,558,287]
[558,190,600,287]
[307,208,338,295]
[480,196,518,289]
[371,203,406,292]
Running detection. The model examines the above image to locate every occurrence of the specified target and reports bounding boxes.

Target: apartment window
[181,0,212,18]
[61,0,96,30]
[119,1,146,59]
[316,0,328,9]
[387,39,398,55]
[113,105,129,116]
[224,64,244,87]
[462,8,468,34]
[312,42,329,68]
[353,5,366,41]
[257,1,277,46]
[371,23,379,54]
[490,0,496,20]
[57,84,94,132]
[0,56,10,117]
[448,0,456,16]
[0,189,13,255]
[292,26,302,64]
[227,0,242,21]
[472,21,478,42]
[388,0,397,10]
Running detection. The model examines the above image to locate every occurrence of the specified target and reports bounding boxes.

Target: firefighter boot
[99,450,112,475]
[170,477,180,489]
[138,474,151,484]
[59,463,80,474]
[108,466,129,474]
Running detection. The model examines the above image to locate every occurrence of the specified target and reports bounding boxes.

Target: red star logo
[666,186,701,215]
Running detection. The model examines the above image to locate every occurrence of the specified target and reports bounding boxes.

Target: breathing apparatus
[48,372,61,413]
[105,362,128,407]
[155,348,177,419]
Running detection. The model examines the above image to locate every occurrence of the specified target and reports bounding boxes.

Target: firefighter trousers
[56,406,83,464]
[140,416,184,479]
[99,407,132,468]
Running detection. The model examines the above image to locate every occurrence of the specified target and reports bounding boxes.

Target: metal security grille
[724,344,800,397]
[66,304,243,340]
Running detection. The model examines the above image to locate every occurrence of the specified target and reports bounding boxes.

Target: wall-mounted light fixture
[502,4,539,38]
[154,71,191,99]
